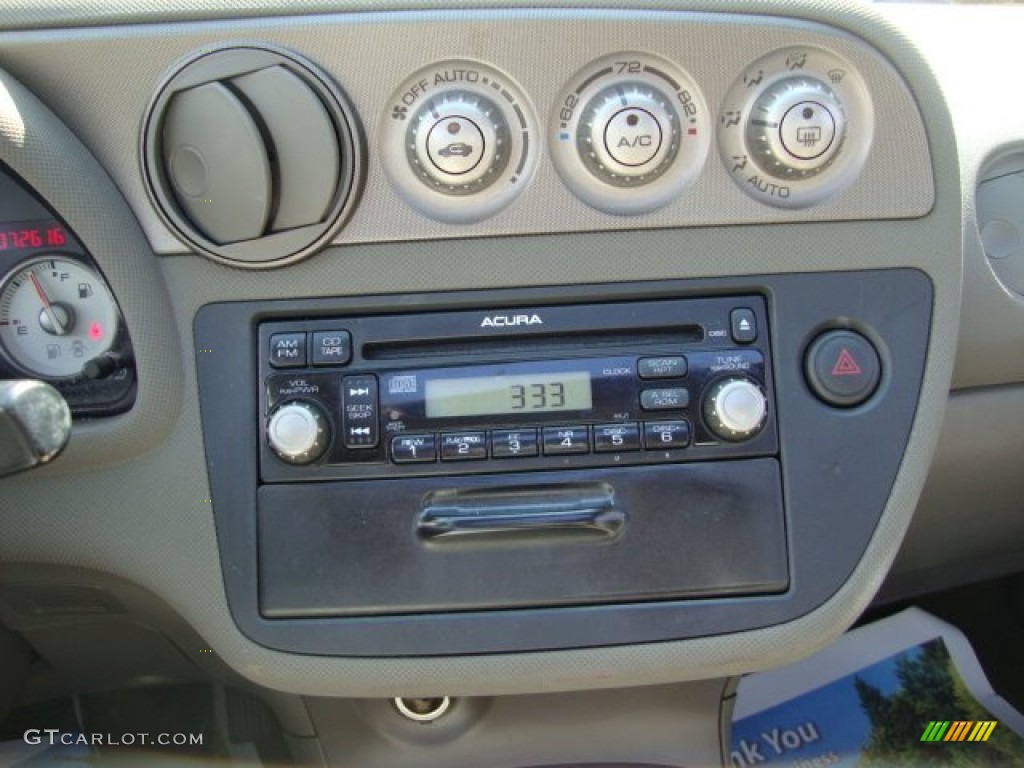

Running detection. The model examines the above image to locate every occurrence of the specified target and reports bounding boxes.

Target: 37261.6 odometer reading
[425,371,593,419]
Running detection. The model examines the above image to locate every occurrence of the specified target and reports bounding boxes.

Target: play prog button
[805,330,881,407]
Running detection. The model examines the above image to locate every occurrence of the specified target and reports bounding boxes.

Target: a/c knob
[267,401,329,464]
[703,378,768,442]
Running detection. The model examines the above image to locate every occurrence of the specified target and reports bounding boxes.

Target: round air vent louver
[142,46,364,268]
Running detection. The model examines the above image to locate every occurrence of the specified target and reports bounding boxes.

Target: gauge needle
[29,270,69,335]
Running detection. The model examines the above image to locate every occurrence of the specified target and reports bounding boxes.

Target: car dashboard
[0,1,1019,766]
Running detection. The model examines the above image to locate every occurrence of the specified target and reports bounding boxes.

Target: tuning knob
[267,401,329,464]
[703,378,768,442]
[746,77,846,180]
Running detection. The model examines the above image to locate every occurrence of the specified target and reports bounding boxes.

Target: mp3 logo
[480,314,543,328]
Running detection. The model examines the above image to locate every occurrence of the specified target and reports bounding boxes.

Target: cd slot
[363,325,703,361]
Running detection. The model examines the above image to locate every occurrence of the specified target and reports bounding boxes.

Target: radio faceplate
[258,296,777,482]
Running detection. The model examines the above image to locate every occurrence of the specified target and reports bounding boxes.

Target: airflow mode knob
[718,46,872,209]
[746,77,846,180]
[143,46,364,267]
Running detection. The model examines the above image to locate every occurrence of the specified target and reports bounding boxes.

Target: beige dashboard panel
[0,0,960,697]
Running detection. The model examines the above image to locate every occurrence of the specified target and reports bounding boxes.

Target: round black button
[805,330,881,407]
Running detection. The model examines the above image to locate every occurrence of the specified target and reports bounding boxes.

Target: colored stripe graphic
[921,721,950,742]
[975,721,998,742]
[944,721,967,741]
[922,720,998,742]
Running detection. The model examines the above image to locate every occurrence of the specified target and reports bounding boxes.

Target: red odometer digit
[0,223,67,253]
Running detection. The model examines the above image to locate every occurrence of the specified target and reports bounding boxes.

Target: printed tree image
[855,638,1024,766]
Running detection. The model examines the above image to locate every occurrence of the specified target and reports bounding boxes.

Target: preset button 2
[441,432,488,461]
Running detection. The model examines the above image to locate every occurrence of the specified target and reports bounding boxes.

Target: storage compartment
[258,461,787,618]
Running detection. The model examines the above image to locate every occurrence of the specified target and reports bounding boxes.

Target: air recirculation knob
[143,47,364,268]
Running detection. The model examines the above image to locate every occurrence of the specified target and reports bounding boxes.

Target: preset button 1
[391,434,437,463]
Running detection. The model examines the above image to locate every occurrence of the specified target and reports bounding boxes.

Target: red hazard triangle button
[806,330,881,407]
[831,348,862,376]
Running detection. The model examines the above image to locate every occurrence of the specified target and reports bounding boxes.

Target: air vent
[142,46,364,268]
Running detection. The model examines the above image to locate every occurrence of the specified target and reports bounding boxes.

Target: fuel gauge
[0,256,119,379]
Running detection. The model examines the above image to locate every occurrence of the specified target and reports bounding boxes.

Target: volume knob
[703,378,768,442]
[267,401,329,465]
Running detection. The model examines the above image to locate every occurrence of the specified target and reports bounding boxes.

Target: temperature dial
[550,52,710,215]
[0,256,120,379]
[267,401,330,465]
[580,84,679,186]
[746,77,845,179]
[703,377,768,442]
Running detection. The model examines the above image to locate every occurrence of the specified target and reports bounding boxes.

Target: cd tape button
[640,388,690,410]
[543,426,590,455]
[491,429,539,458]
[391,434,437,463]
[342,375,379,449]
[269,332,307,368]
[311,330,352,366]
[594,423,641,453]
[638,357,687,379]
[643,421,691,450]
[441,432,488,461]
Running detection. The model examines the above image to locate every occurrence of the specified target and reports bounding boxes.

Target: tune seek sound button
[805,330,881,408]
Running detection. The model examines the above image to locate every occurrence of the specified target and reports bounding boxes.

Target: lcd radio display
[425,371,593,418]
